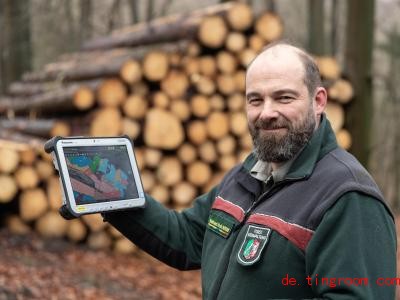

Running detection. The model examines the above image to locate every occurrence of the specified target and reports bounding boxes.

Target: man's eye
[248,98,262,105]
[278,96,294,102]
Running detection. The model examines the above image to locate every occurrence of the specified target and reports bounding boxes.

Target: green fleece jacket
[104,116,396,299]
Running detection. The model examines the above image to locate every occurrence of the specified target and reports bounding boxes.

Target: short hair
[252,41,322,96]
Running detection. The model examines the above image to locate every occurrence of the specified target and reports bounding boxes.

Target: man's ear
[313,87,328,116]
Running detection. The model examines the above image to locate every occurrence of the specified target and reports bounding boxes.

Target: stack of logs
[0,2,353,253]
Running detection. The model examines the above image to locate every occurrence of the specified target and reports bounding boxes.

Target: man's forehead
[247,45,304,75]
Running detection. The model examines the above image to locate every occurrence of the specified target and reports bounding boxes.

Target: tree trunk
[0,0,31,94]
[345,0,375,167]
[308,0,327,55]
[81,3,233,51]
[0,79,102,114]
[0,118,70,137]
[22,42,188,83]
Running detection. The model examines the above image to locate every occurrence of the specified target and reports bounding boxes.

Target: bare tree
[345,0,375,167]
[108,0,122,31]
[79,0,93,44]
[308,0,327,55]
[0,0,32,94]
[146,0,154,22]
[128,0,140,24]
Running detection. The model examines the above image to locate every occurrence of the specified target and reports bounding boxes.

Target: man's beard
[249,108,316,163]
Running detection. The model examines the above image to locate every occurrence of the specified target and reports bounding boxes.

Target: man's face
[246,47,318,163]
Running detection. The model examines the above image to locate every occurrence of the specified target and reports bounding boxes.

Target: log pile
[0,2,353,252]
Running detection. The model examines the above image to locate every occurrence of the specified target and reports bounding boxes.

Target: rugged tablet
[45,136,145,219]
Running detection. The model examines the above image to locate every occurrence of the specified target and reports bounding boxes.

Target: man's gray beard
[249,108,316,163]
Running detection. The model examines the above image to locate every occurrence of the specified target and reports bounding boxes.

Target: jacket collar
[239,114,338,194]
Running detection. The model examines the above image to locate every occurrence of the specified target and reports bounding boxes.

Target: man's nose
[259,99,279,120]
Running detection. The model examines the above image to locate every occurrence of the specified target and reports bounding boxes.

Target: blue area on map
[69,156,92,167]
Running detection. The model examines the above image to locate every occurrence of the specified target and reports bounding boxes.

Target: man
[104,42,396,299]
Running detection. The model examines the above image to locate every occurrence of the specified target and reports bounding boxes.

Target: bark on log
[0,80,101,114]
[82,3,234,51]
[0,118,71,137]
[22,43,188,83]
[0,130,46,149]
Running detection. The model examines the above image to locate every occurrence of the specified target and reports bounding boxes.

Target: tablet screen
[63,145,139,205]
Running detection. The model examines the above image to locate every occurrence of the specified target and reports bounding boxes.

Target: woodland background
[1,0,399,208]
[0,0,399,299]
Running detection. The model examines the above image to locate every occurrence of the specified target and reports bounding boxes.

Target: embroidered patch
[207,210,235,238]
[237,225,271,266]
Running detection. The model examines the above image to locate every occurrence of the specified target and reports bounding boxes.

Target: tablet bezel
[55,137,145,215]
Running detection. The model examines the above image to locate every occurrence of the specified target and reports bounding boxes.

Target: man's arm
[103,187,218,271]
[306,192,397,300]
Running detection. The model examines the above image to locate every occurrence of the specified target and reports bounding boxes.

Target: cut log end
[198,16,228,48]
[255,12,284,42]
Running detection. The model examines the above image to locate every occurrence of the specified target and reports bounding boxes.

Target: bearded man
[103,42,396,299]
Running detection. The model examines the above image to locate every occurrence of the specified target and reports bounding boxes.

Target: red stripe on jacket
[212,196,245,222]
[247,213,314,251]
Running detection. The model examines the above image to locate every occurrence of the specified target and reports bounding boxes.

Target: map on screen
[63,145,139,205]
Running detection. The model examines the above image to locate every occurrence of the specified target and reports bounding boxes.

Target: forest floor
[0,230,201,300]
[1,216,400,300]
